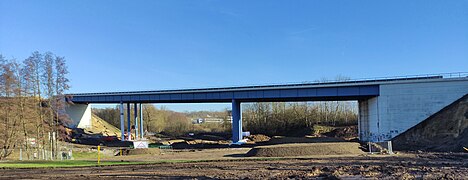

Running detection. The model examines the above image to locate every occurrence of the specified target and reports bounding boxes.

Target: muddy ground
[1,152,466,179]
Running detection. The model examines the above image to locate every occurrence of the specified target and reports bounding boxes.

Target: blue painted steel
[231,99,242,143]
[134,103,138,139]
[139,103,144,138]
[67,85,380,104]
[120,102,125,141]
[127,103,131,140]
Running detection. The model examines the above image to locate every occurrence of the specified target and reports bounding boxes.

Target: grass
[0,156,293,169]
[0,160,144,168]
[72,151,99,159]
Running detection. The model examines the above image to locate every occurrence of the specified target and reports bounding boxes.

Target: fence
[368,141,393,154]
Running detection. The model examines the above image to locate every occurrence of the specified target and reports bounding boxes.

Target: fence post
[97,145,101,165]
[387,141,393,154]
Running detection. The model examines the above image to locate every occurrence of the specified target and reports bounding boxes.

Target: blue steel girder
[67,85,379,104]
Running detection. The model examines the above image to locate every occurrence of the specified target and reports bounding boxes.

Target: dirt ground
[1,152,466,179]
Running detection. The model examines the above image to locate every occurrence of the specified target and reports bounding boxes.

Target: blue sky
[1,0,467,111]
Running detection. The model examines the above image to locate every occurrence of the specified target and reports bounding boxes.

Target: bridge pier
[231,99,243,143]
[134,103,139,139]
[140,103,144,138]
[120,102,125,141]
[127,103,131,140]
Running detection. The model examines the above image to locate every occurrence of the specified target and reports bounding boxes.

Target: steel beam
[231,99,242,143]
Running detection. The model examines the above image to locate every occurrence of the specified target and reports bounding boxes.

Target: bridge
[65,73,468,143]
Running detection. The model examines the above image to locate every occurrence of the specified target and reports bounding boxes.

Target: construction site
[1,1,468,178]
[1,92,467,179]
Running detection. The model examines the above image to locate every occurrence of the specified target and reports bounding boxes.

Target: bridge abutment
[65,103,92,128]
[359,79,468,142]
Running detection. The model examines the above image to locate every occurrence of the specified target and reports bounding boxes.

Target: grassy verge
[0,150,375,169]
[0,160,144,168]
[0,157,290,169]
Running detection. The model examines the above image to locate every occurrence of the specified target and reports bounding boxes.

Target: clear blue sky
[1,0,467,111]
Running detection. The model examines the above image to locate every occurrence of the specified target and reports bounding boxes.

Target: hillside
[392,94,468,152]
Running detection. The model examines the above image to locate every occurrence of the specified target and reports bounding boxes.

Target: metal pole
[48,132,52,160]
[134,103,139,140]
[120,102,125,141]
[97,145,101,165]
[52,132,56,159]
[140,103,144,138]
[127,103,131,140]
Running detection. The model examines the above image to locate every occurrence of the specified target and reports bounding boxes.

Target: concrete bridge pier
[231,99,243,143]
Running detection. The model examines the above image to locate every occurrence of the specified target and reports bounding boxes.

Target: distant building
[191,116,232,124]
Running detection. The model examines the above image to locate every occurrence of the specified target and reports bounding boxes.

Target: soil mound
[246,142,364,157]
[324,126,358,140]
[122,148,161,155]
[85,114,121,137]
[392,94,468,152]
[267,136,345,144]
[247,134,271,143]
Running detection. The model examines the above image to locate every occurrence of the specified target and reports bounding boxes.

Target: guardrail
[68,72,468,96]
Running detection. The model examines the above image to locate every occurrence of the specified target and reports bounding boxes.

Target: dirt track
[1,153,466,179]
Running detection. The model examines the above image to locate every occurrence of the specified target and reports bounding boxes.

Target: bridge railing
[68,72,468,96]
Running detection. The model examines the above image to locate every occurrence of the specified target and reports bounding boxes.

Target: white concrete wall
[65,104,92,128]
[359,98,379,141]
[360,79,468,142]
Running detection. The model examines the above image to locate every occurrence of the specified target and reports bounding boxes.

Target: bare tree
[0,57,21,159]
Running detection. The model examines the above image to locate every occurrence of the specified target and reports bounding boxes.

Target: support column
[127,103,131,140]
[119,102,125,141]
[358,100,369,141]
[134,103,139,140]
[140,103,144,138]
[231,99,242,143]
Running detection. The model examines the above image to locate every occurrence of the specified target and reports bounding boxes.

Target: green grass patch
[0,156,307,169]
[0,160,145,168]
[72,151,99,159]
[0,159,211,169]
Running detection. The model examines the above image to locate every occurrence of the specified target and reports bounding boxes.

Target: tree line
[94,101,358,137]
[0,51,69,160]
[93,105,192,136]
[243,101,357,136]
